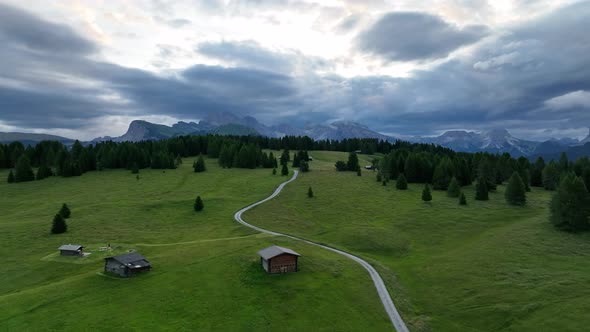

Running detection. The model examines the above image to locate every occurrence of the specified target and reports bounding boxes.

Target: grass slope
[245,151,590,332]
[0,159,391,331]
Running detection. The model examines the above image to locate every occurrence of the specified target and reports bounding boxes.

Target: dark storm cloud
[357,12,488,62]
[1,1,590,141]
[0,3,97,55]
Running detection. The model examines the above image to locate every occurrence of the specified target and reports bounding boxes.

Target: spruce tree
[357,169,361,176]
[14,155,35,183]
[542,162,560,190]
[51,214,67,234]
[422,184,432,202]
[347,152,360,172]
[194,196,204,212]
[396,173,408,190]
[530,157,545,187]
[193,154,206,172]
[550,174,590,232]
[459,192,467,205]
[308,186,314,198]
[36,164,53,180]
[505,172,526,205]
[475,178,489,201]
[300,161,310,172]
[272,168,277,175]
[59,203,71,219]
[376,173,382,182]
[281,164,289,176]
[382,180,387,186]
[432,157,454,190]
[7,170,15,183]
[131,162,139,174]
[447,177,460,197]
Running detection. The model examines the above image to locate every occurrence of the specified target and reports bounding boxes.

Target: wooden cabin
[104,252,151,277]
[257,245,300,274]
[58,244,84,256]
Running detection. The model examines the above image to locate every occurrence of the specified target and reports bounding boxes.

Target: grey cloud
[0,3,97,55]
[166,18,192,28]
[357,12,488,62]
[197,40,294,72]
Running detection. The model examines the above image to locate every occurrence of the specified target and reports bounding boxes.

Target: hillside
[0,160,391,331]
[245,151,590,331]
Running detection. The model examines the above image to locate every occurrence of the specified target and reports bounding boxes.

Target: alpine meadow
[2,1,590,331]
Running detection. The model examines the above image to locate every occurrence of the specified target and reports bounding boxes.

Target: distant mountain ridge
[91,112,392,144]
[2,113,588,160]
[0,132,75,146]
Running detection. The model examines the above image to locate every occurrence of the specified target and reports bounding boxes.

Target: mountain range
[3,112,590,160]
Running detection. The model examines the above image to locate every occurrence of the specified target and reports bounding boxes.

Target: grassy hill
[245,151,590,331]
[0,159,391,331]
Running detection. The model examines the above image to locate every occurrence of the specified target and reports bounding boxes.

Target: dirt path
[234,170,410,332]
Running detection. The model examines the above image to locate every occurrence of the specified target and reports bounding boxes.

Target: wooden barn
[104,252,151,278]
[58,244,84,256]
[257,245,300,274]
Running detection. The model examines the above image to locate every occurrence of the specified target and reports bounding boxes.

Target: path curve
[234,170,410,332]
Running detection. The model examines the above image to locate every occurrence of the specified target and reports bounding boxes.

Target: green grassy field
[0,159,392,331]
[246,151,590,332]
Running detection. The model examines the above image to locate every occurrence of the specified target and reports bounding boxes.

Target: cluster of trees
[335,152,360,172]
[292,150,310,172]
[51,204,71,234]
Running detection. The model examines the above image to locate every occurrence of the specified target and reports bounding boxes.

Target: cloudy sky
[0,0,589,141]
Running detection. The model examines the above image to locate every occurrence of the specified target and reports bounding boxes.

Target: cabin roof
[258,245,301,260]
[106,252,150,267]
[58,244,83,251]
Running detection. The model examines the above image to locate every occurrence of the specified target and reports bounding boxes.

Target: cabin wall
[261,258,269,272]
[269,254,298,273]
[105,259,127,277]
[60,250,82,256]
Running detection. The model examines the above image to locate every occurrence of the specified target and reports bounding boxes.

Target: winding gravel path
[234,170,409,332]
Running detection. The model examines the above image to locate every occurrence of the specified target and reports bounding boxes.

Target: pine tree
[542,162,560,190]
[51,214,67,234]
[477,158,496,191]
[475,178,489,201]
[396,173,408,190]
[432,157,454,190]
[59,203,71,219]
[447,177,460,197]
[347,152,360,172]
[193,154,206,172]
[530,157,545,187]
[280,149,290,166]
[459,192,467,205]
[36,164,53,180]
[7,170,15,183]
[422,184,432,202]
[505,172,526,205]
[335,161,347,171]
[550,174,590,232]
[308,186,314,198]
[194,196,204,212]
[14,155,35,183]
[281,164,289,176]
[300,160,310,172]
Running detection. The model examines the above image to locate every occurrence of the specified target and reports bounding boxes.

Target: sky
[0,0,589,141]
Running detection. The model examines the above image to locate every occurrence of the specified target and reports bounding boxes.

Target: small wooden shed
[258,245,300,274]
[58,244,84,256]
[104,253,151,278]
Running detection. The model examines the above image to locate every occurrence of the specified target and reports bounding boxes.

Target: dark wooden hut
[58,244,84,256]
[104,252,151,277]
[257,245,300,274]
